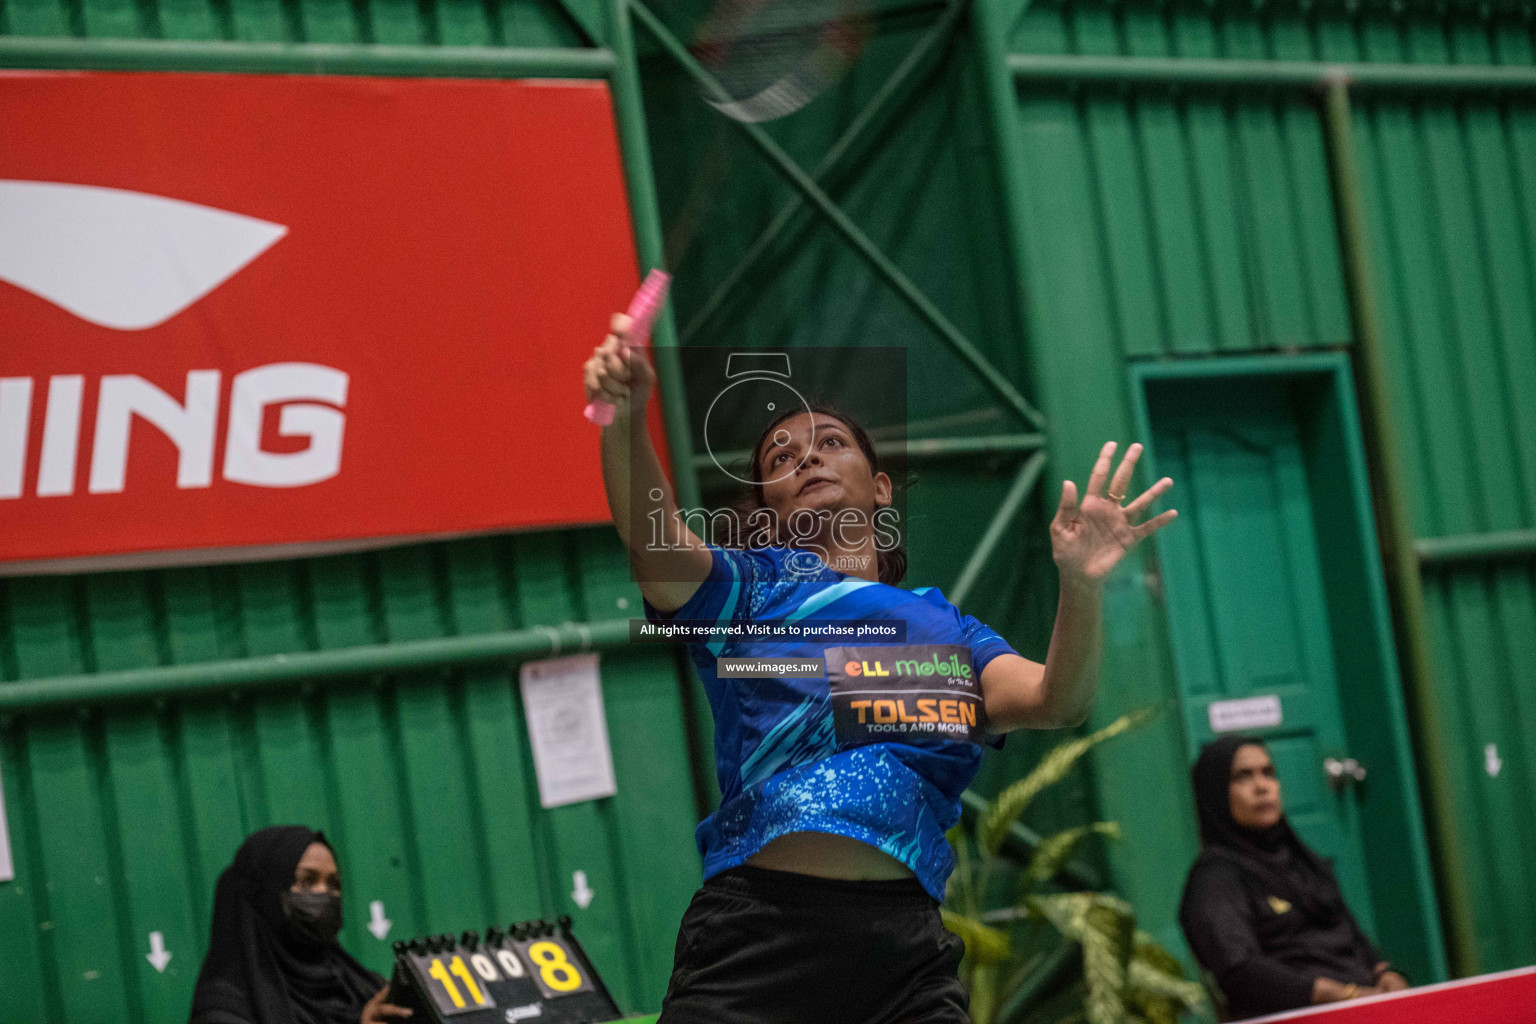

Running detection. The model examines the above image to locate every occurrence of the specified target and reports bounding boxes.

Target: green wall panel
[0,0,588,45]
[1010,2,1351,357]
[1005,27,1197,952]
[0,531,703,1022]
[0,1,701,1019]
[1002,0,1536,976]
[1341,8,1536,973]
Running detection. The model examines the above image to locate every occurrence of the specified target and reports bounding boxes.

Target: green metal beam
[606,0,716,815]
[971,0,1045,431]
[607,0,701,514]
[692,432,1047,474]
[1416,528,1536,566]
[0,619,632,714]
[680,0,968,346]
[0,37,615,77]
[1010,52,1536,92]
[629,0,1046,432]
[894,433,1046,459]
[1321,81,1476,977]
[950,449,1048,608]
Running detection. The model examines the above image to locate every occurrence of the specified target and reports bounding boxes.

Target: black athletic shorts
[657,864,970,1024]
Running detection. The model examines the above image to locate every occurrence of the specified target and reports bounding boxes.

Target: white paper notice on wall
[0,761,13,882]
[1208,694,1283,734]
[520,653,618,809]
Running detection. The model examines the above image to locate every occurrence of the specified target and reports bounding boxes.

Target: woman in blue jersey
[584,314,1176,1024]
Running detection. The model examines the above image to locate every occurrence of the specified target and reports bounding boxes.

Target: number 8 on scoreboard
[514,935,594,999]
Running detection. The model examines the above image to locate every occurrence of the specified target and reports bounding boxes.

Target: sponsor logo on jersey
[826,644,986,746]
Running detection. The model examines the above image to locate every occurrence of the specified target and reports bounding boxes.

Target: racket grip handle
[625,269,671,343]
[586,269,671,426]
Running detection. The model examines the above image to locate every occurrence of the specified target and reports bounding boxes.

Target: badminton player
[584,313,1176,1023]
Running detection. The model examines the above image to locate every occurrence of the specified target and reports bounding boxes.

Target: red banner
[1241,967,1536,1024]
[0,71,644,572]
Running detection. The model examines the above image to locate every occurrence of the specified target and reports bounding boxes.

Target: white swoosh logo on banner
[0,180,288,330]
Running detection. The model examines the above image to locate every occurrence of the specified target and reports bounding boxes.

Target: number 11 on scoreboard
[426,954,490,1010]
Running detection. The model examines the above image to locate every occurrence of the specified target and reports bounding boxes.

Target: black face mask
[281,890,343,945]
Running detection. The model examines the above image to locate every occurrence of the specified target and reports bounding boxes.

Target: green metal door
[1147,373,1376,936]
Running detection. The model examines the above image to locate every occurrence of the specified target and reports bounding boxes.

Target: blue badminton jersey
[643,544,1020,901]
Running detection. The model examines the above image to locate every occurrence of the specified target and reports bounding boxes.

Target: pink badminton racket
[586,269,672,425]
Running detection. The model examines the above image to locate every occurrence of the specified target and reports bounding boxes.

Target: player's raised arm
[583,312,712,612]
[981,441,1177,731]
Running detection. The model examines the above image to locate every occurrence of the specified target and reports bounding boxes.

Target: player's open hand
[584,312,656,416]
[1050,442,1176,585]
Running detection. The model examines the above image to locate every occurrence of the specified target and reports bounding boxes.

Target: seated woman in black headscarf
[190,825,412,1024]
[1179,736,1409,1020]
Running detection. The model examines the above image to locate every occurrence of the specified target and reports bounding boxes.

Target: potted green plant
[943,710,1206,1024]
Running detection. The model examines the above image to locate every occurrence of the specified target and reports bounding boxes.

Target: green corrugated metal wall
[1351,20,1536,969]
[0,0,593,47]
[0,0,716,1017]
[1001,0,1361,964]
[1009,8,1352,359]
[997,0,1536,976]
[0,532,703,1021]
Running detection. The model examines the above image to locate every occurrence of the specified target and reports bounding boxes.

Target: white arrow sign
[146,931,172,973]
[571,870,594,909]
[367,900,393,940]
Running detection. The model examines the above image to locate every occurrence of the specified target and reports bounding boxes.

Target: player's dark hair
[729,402,906,586]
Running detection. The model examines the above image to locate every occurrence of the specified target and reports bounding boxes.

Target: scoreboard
[387,916,622,1024]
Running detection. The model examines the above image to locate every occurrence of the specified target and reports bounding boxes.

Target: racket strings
[690,0,870,123]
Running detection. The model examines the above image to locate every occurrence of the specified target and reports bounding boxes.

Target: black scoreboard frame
[386,916,623,1024]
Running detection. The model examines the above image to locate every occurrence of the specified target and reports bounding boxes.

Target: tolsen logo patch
[826,645,987,746]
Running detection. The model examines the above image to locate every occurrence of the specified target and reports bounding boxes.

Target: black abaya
[1178,736,1383,1020]
[190,826,383,1024]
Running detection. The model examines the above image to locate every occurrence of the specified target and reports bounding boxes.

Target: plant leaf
[1024,822,1121,889]
[1081,902,1134,1024]
[1127,959,1205,1009]
[1129,990,1180,1024]
[941,908,1012,966]
[1126,930,1206,1022]
[1026,892,1134,942]
[971,962,999,1024]
[979,709,1155,857]
[1131,931,1180,971]
[947,821,976,916]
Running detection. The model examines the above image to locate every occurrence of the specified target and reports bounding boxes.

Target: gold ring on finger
[1107,491,1126,502]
